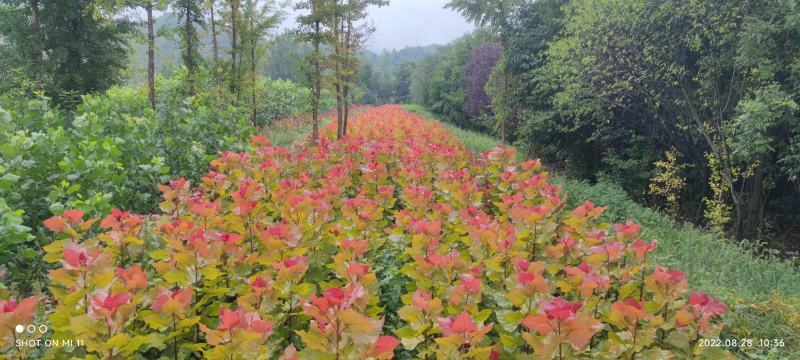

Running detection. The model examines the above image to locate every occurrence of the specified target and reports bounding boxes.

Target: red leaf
[368,336,400,358]
[460,273,481,293]
[62,243,88,269]
[521,314,552,335]
[449,311,477,334]
[542,297,582,320]
[62,209,85,224]
[217,308,240,331]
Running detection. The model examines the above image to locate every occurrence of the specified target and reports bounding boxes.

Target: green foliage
[0,197,35,287]
[0,0,133,108]
[0,75,265,294]
[264,33,311,83]
[727,84,798,164]
[255,79,312,127]
[415,0,800,244]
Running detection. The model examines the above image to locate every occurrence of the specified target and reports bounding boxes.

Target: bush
[0,81,258,294]
[4,106,732,359]
[0,198,35,288]
[255,79,312,127]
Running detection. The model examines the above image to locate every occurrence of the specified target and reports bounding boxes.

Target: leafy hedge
[0,84,256,293]
[1,106,731,359]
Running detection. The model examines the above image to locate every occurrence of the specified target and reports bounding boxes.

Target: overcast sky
[280,0,475,52]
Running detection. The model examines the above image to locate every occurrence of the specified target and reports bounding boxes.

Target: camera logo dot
[14,324,47,334]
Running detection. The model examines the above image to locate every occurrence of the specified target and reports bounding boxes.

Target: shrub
[2,105,729,359]
[0,84,258,294]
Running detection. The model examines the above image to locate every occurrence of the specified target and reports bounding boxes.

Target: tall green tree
[205,0,222,94]
[130,0,168,109]
[327,0,388,139]
[172,0,203,96]
[295,0,327,144]
[239,0,283,126]
[264,33,311,83]
[392,62,413,103]
[225,0,241,102]
[0,0,132,107]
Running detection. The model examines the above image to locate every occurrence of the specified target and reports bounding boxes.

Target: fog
[280,0,475,51]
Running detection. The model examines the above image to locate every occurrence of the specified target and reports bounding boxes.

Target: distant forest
[126,13,438,104]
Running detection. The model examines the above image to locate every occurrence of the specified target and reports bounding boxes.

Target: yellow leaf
[106,333,130,350]
[62,288,87,308]
[49,268,76,288]
[200,323,226,346]
[296,329,329,352]
[433,335,463,348]
[43,240,65,262]
[506,288,527,307]
[177,316,201,329]
[163,270,189,285]
[123,334,165,354]
[124,235,145,246]
[200,266,222,281]
[140,310,169,330]
[88,271,114,288]
[339,309,381,345]
[69,314,99,340]
[546,263,562,275]
[397,305,424,325]
[174,252,196,268]
[150,249,170,260]
[395,326,424,350]
[555,280,573,293]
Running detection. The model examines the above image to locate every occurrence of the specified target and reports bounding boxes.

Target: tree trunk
[743,159,766,239]
[249,13,257,127]
[229,0,239,102]
[312,16,321,144]
[146,1,156,109]
[501,65,509,144]
[333,0,343,139]
[29,0,43,86]
[184,2,195,96]
[210,0,221,95]
[342,16,352,136]
[680,83,744,239]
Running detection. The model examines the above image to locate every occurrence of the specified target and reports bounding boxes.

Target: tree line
[410,0,800,251]
[0,0,390,138]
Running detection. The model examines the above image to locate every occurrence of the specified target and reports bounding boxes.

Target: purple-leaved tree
[464,42,503,118]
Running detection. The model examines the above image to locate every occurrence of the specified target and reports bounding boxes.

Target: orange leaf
[43,216,68,233]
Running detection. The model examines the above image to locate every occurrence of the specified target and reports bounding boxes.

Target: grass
[404,104,500,153]
[264,118,333,147]
[404,103,800,358]
[266,124,314,147]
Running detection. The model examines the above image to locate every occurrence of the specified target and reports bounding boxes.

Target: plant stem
[173,313,178,360]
